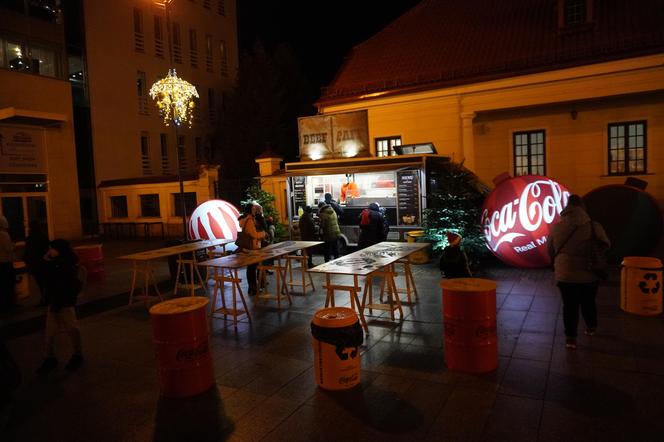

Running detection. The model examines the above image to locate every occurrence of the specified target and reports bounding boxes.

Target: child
[37,239,84,373]
[439,232,471,278]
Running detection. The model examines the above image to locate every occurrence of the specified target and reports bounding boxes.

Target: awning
[0,107,67,127]
[284,154,449,176]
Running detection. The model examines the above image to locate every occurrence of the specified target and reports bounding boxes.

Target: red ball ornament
[188,199,241,242]
[480,175,570,268]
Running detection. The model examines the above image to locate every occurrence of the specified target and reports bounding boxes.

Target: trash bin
[13,261,29,300]
[311,307,363,390]
[149,297,214,397]
[74,244,104,282]
[620,256,663,316]
[441,278,497,373]
[406,230,429,264]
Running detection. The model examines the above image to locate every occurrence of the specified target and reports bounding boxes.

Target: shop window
[137,71,149,115]
[513,130,545,176]
[160,133,169,174]
[173,192,197,216]
[140,194,160,217]
[375,136,401,157]
[154,15,164,58]
[219,40,228,76]
[141,132,151,175]
[133,8,145,53]
[111,196,128,218]
[608,121,647,175]
[172,22,182,63]
[189,28,198,68]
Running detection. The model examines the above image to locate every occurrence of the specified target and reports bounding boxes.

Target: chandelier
[149,69,199,127]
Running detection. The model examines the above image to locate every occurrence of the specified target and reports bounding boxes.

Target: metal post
[174,122,188,240]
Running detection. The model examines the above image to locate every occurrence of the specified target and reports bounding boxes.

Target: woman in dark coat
[24,221,50,306]
[37,239,84,373]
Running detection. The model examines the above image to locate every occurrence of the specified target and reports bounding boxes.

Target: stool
[257,257,291,308]
[362,264,404,321]
[391,258,418,303]
[174,253,207,296]
[205,248,229,282]
[322,273,368,333]
[285,253,315,294]
[210,268,251,328]
[128,261,163,306]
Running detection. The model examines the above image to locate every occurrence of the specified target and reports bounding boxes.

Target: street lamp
[150,0,199,239]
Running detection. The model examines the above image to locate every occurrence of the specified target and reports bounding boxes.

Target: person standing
[37,239,84,373]
[318,202,341,262]
[0,215,15,312]
[237,202,266,295]
[324,193,344,218]
[439,232,471,278]
[548,195,610,350]
[24,220,50,306]
[298,206,316,268]
[357,202,385,250]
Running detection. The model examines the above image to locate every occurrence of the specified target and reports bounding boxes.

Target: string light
[149,69,199,127]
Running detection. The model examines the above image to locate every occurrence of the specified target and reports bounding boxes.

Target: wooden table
[119,238,233,305]
[199,241,323,327]
[308,241,430,334]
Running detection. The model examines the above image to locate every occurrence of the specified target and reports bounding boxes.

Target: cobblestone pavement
[2,252,664,441]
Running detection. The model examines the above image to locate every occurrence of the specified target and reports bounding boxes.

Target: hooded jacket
[238,213,266,250]
[547,205,610,283]
[318,204,341,242]
[358,203,386,249]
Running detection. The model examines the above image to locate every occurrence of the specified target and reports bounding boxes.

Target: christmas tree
[423,162,490,264]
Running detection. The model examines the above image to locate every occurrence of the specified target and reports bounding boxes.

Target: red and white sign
[480,175,570,268]
[188,199,240,242]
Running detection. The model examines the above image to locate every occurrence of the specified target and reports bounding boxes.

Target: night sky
[237,0,422,97]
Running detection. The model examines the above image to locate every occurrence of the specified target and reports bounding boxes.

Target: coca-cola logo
[481,175,570,268]
[175,342,209,363]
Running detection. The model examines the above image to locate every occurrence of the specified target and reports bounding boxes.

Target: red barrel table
[441,278,497,373]
[149,297,215,397]
[74,244,104,281]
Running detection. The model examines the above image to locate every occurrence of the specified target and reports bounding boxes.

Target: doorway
[0,195,48,241]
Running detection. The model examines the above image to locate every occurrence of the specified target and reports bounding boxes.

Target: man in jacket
[318,202,341,262]
[357,202,386,249]
[547,195,610,349]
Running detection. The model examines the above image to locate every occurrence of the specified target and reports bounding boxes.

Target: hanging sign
[480,175,570,268]
[396,170,420,225]
[0,127,46,173]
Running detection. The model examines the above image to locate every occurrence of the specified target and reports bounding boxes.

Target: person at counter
[324,193,344,217]
[358,202,387,249]
[318,202,341,262]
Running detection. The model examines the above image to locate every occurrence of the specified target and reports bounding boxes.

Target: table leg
[353,274,369,334]
[129,261,138,305]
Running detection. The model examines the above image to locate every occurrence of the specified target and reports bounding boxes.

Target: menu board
[396,170,420,226]
[292,176,307,214]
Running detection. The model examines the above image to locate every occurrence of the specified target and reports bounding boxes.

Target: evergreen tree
[423,162,490,264]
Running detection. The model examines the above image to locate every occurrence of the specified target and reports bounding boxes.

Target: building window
[207,88,216,122]
[189,28,198,68]
[160,133,169,174]
[513,130,545,176]
[173,192,197,216]
[154,15,164,58]
[110,196,128,218]
[172,22,182,63]
[29,0,58,22]
[177,135,188,172]
[217,0,225,16]
[133,8,145,53]
[28,45,56,77]
[140,194,160,217]
[219,40,228,76]
[137,71,149,114]
[608,121,647,175]
[205,34,213,72]
[203,0,211,9]
[375,136,401,157]
[2,39,27,72]
[565,0,586,26]
[141,132,151,175]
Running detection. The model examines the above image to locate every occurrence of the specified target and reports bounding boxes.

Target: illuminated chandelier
[149,68,199,127]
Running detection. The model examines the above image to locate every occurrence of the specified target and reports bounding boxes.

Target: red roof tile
[318,0,664,105]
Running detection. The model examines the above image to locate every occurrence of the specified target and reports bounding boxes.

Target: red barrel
[149,297,214,397]
[74,244,104,281]
[441,278,497,373]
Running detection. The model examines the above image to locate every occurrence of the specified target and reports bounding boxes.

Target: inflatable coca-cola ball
[481,175,570,268]
[188,199,241,242]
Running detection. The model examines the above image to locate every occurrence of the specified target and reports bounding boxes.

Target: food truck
[285,150,450,248]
